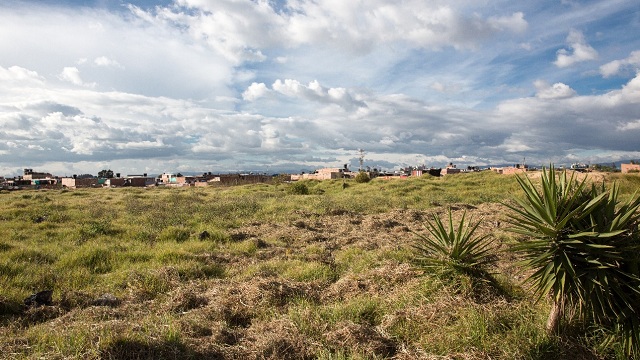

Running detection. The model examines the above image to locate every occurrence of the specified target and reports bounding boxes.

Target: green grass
[1,171,638,359]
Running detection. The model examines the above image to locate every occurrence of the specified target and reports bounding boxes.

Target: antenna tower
[358,149,365,171]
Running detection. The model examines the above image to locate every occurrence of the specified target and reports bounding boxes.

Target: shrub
[505,166,640,355]
[288,182,309,195]
[355,172,370,183]
[412,208,495,278]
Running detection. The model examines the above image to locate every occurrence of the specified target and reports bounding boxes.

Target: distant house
[21,168,57,186]
[32,178,57,186]
[211,174,272,185]
[22,168,53,181]
[292,168,347,181]
[159,173,198,186]
[621,163,640,173]
[105,178,127,187]
[493,164,529,175]
[412,168,442,177]
[441,163,461,176]
[125,174,156,187]
[7,178,33,187]
[160,173,179,185]
[195,172,217,184]
[159,172,264,187]
[61,177,99,188]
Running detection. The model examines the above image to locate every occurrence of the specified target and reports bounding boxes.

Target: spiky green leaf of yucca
[505,165,640,355]
[413,209,495,277]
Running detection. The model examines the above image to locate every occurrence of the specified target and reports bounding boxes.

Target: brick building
[621,163,640,173]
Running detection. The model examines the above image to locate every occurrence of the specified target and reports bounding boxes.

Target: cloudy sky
[1,0,639,176]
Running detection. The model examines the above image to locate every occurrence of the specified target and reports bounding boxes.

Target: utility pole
[358,149,365,171]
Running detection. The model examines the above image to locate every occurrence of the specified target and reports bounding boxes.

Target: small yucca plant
[413,208,495,277]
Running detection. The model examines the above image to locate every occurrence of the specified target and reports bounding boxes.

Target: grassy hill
[1,171,639,359]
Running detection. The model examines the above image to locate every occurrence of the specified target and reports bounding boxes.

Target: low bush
[287,182,309,195]
[354,171,370,183]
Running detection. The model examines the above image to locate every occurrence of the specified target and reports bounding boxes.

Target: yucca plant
[413,208,495,278]
[505,166,640,354]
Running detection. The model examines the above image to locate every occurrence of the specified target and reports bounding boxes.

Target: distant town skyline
[3,159,634,180]
[1,0,639,177]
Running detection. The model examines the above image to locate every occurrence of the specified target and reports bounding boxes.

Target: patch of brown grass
[323,262,420,302]
[324,320,397,358]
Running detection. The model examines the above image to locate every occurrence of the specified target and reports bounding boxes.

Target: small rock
[33,216,46,223]
[93,293,120,307]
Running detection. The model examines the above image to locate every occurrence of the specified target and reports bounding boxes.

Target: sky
[1,0,640,177]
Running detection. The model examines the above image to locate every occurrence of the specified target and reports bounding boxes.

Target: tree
[98,169,114,178]
[505,166,640,354]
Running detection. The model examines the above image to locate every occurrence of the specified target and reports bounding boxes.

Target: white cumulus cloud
[271,79,366,111]
[554,29,598,68]
[0,65,44,85]
[600,50,640,77]
[58,67,96,87]
[242,82,270,101]
[94,56,123,69]
[147,1,529,56]
[534,80,577,99]
[488,12,528,33]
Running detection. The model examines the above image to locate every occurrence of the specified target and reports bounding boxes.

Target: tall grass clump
[158,226,191,243]
[505,166,640,355]
[59,246,116,275]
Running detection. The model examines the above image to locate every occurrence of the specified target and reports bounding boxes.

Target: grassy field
[1,171,639,359]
